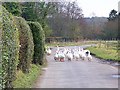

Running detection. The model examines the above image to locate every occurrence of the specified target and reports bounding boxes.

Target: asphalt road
[34,45,118,88]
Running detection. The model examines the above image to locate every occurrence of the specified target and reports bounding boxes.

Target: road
[34,45,118,88]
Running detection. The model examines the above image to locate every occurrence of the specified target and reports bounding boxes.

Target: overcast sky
[67,0,119,17]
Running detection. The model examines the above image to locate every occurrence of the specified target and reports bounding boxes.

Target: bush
[1,7,19,88]
[14,17,34,73]
[28,22,45,65]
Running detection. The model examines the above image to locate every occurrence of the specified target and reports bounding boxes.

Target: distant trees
[108,9,118,21]
[21,2,54,37]
[103,9,118,40]
[47,6,118,40]
[47,1,84,39]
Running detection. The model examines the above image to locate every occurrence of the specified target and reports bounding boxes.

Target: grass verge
[87,46,119,61]
[13,64,42,88]
[13,59,47,88]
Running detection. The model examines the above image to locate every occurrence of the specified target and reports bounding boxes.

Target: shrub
[14,17,34,73]
[28,22,45,65]
[1,6,19,88]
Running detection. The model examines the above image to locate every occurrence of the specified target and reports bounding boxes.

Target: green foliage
[22,2,37,21]
[2,2,22,16]
[108,9,118,21]
[28,22,45,65]
[21,2,54,37]
[44,24,52,37]
[1,7,19,88]
[13,64,41,88]
[14,17,34,73]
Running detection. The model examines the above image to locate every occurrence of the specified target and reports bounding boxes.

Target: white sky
[67,0,119,17]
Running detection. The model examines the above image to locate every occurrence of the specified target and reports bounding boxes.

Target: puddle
[112,74,120,78]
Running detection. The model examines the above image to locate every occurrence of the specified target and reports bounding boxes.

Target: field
[87,40,119,61]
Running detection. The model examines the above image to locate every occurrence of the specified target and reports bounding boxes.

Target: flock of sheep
[46,46,92,62]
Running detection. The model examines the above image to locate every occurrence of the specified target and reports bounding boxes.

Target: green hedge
[28,22,45,65]
[14,17,34,73]
[1,7,19,88]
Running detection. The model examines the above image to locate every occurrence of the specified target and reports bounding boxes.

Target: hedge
[1,7,19,88]
[28,22,45,65]
[14,17,34,73]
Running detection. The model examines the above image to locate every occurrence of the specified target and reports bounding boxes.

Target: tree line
[2,1,119,40]
[47,2,119,40]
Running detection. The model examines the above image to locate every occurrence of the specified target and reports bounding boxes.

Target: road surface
[34,45,118,88]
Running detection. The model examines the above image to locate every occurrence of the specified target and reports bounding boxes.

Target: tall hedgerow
[1,6,19,88]
[28,22,45,65]
[14,17,34,73]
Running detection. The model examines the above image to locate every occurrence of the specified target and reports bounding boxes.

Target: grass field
[87,46,118,61]
[46,40,99,47]
[86,40,119,61]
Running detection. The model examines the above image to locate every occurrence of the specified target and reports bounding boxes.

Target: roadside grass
[87,45,119,61]
[46,40,99,47]
[13,59,47,88]
[13,64,42,88]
